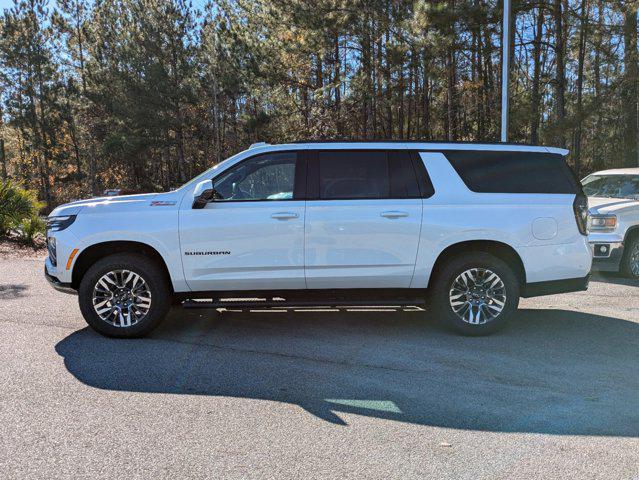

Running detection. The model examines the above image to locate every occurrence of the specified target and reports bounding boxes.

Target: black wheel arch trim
[428,240,527,289]
[71,241,173,291]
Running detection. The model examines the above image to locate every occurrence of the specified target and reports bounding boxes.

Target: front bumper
[590,242,623,272]
[588,232,624,272]
[44,265,77,295]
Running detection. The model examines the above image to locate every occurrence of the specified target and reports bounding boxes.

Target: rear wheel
[621,236,639,279]
[431,252,520,336]
[78,253,172,338]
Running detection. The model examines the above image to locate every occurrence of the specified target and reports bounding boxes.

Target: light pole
[501,0,511,143]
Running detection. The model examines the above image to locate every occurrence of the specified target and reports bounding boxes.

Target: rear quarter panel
[411,152,592,287]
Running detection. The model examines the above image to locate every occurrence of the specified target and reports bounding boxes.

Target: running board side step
[182,298,426,309]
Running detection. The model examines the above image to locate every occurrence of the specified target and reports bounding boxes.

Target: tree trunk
[592,0,604,170]
[333,33,342,133]
[573,0,590,177]
[361,14,372,138]
[481,0,494,138]
[553,0,566,147]
[472,3,484,140]
[530,2,545,144]
[422,49,431,140]
[384,23,393,137]
[622,1,639,167]
[316,53,324,116]
[398,53,405,139]
[446,0,458,141]
[0,139,7,180]
[446,49,457,141]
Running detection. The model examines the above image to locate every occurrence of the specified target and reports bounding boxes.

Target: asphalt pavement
[1,255,638,479]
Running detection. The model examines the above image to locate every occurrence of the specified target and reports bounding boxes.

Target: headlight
[587,214,617,232]
[47,236,57,266]
[46,215,77,232]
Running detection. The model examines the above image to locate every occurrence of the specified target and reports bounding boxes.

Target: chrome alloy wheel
[629,242,639,277]
[92,269,152,327]
[449,268,507,325]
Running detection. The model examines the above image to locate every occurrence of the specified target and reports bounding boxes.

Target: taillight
[573,194,588,235]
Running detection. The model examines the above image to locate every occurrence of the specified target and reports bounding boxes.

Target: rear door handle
[271,212,299,220]
[381,211,409,219]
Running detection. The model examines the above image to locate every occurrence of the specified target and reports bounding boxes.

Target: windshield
[177,150,248,191]
[581,174,639,199]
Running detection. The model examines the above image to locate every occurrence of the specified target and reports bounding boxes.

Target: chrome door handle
[271,212,299,220]
[381,211,409,219]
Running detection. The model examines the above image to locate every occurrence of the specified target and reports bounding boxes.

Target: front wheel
[621,236,639,279]
[78,253,172,338]
[431,252,520,336]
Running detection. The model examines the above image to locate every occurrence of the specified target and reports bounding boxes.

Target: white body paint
[45,142,592,294]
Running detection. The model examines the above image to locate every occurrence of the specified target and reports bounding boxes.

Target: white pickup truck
[582,168,639,278]
[45,141,592,338]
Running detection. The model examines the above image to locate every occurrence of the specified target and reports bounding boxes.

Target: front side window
[213,152,297,201]
[582,174,639,199]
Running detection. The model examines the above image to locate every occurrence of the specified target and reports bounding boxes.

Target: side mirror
[192,179,220,209]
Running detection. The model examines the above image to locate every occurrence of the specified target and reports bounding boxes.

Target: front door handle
[381,211,409,219]
[271,212,299,220]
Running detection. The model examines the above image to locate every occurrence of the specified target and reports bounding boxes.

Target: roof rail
[249,142,269,149]
[289,139,545,147]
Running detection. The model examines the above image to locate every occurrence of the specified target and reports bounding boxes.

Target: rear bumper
[44,265,77,295]
[522,275,590,298]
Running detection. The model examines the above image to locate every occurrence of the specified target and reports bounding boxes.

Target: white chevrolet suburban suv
[582,168,639,277]
[45,142,592,337]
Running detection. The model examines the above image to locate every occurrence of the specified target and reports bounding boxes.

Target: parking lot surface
[1,255,638,479]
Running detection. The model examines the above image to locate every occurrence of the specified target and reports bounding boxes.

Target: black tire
[78,253,172,338]
[621,235,639,279]
[431,252,520,336]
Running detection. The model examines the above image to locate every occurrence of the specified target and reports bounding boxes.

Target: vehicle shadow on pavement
[55,308,639,435]
[0,283,28,299]
[592,272,639,288]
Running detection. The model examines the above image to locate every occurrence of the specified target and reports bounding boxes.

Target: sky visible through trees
[0,0,637,209]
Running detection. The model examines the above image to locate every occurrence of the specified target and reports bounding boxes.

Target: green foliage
[0,0,637,207]
[0,180,43,235]
[16,216,46,246]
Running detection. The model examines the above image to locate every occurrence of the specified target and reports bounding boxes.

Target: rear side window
[389,151,420,198]
[445,151,579,194]
[318,151,389,199]
[313,150,425,200]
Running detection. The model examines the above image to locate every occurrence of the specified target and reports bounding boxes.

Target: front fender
[66,209,188,292]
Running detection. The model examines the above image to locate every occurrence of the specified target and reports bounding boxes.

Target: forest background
[0,0,637,210]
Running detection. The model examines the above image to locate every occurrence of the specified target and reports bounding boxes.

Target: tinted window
[213,152,297,201]
[389,151,421,198]
[409,151,435,198]
[319,151,389,199]
[445,151,579,194]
